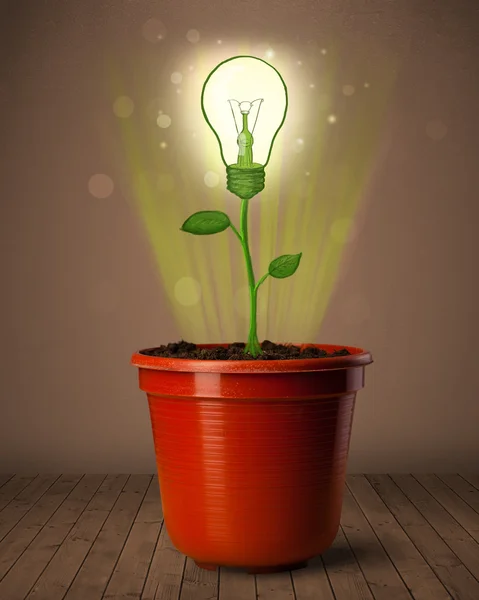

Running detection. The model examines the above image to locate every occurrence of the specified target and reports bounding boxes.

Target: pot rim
[131,343,373,374]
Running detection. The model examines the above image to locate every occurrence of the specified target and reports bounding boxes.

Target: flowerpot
[132,343,372,574]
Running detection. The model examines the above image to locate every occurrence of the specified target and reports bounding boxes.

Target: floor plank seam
[176,552,188,600]
[345,479,416,600]
[0,474,86,588]
[460,474,479,493]
[100,475,153,600]
[351,475,453,600]
[338,523,377,599]
[61,474,132,599]
[411,474,479,530]
[0,475,62,544]
[138,518,165,600]
[398,474,479,585]
[23,474,107,599]
[436,473,479,516]
[321,554,338,600]
[364,475,458,599]
[2,474,479,600]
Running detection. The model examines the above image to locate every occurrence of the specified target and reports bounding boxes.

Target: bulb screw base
[226,164,265,200]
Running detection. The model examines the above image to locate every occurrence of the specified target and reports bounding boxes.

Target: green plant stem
[229,222,242,243]
[239,198,262,357]
[254,272,269,292]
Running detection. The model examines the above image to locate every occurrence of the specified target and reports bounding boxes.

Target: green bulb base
[226,163,265,200]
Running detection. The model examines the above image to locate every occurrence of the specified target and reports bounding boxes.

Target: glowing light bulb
[201,55,288,200]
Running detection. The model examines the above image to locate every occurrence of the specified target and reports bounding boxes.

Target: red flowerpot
[132,343,372,574]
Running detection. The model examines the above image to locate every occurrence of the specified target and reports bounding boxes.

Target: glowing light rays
[111,41,396,344]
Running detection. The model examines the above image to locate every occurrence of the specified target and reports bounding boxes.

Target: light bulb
[201,55,288,200]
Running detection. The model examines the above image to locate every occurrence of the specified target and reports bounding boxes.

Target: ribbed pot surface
[132,343,372,571]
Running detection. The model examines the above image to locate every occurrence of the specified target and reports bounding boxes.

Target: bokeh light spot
[252,42,270,57]
[204,171,220,188]
[364,82,370,88]
[112,96,134,118]
[330,217,357,243]
[321,48,327,55]
[293,138,305,153]
[88,174,114,199]
[186,29,200,43]
[146,97,167,120]
[142,18,167,43]
[171,71,183,84]
[426,119,448,141]
[342,85,355,96]
[174,277,202,307]
[327,114,337,124]
[157,114,172,128]
[159,141,168,149]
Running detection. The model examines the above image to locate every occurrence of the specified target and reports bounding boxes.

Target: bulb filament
[228,99,264,168]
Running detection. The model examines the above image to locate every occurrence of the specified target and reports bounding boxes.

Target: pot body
[132,344,372,571]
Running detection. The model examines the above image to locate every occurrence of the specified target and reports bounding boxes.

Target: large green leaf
[268,253,302,279]
[180,211,231,235]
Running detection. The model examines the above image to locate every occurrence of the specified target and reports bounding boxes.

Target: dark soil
[140,340,351,361]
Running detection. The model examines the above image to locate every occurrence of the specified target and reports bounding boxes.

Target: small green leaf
[268,252,302,279]
[180,211,231,235]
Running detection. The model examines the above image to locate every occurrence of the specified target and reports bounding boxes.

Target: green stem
[254,272,269,293]
[239,198,262,357]
[229,222,242,243]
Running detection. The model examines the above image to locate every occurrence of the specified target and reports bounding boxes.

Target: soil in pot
[139,339,351,360]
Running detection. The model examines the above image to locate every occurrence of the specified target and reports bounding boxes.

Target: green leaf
[268,253,302,279]
[180,211,231,235]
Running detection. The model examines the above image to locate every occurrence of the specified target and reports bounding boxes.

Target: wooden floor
[0,474,478,599]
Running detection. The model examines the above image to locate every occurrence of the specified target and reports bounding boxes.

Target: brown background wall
[1,0,478,473]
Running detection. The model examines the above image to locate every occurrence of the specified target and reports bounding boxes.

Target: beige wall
[1,0,478,473]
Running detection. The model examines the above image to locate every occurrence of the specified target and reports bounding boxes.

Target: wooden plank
[347,475,451,600]
[0,475,14,489]
[340,484,413,599]
[290,555,335,600]
[0,474,59,540]
[414,475,479,542]
[0,475,105,600]
[461,475,479,491]
[393,474,479,580]
[0,474,83,581]
[141,520,185,600]
[179,557,218,600]
[102,476,163,599]
[322,526,374,599]
[219,568,256,600]
[63,474,151,600]
[438,474,479,514]
[135,476,162,524]
[368,475,479,600]
[26,474,129,600]
[255,571,295,600]
[0,475,40,512]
